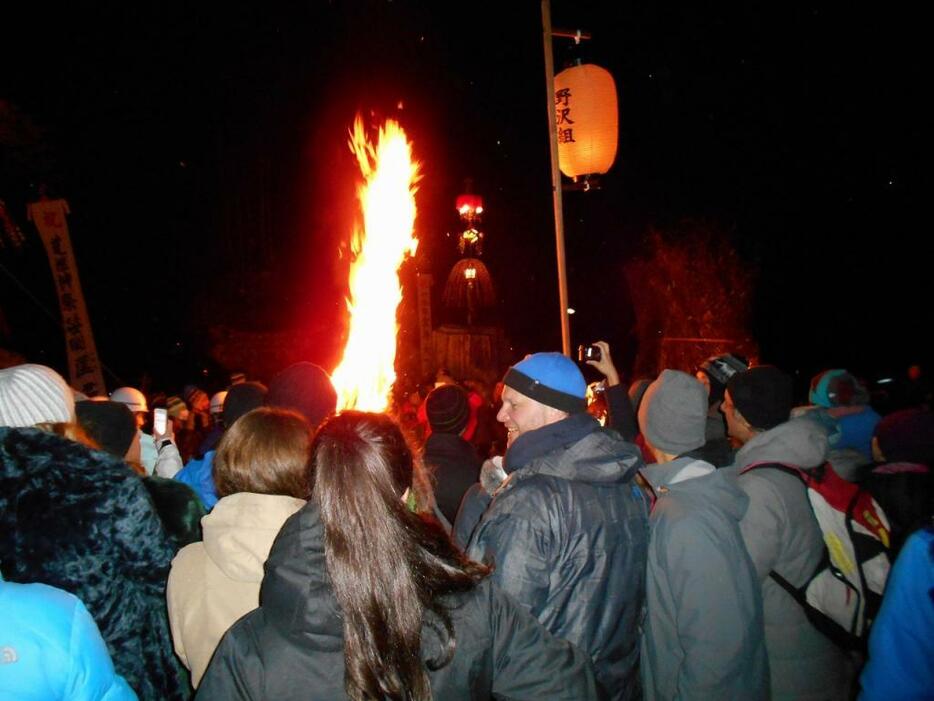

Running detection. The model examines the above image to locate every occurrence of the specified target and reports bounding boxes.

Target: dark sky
[1,2,926,392]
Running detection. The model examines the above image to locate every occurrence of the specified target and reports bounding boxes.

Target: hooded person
[636,370,768,700]
[723,365,852,701]
[422,384,482,526]
[174,381,268,510]
[792,369,881,480]
[458,352,648,701]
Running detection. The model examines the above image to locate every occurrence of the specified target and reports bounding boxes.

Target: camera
[577,344,601,363]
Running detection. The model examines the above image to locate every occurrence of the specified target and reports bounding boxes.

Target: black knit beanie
[426,384,470,434]
[727,366,793,431]
[266,362,337,427]
[76,400,137,458]
[223,381,268,428]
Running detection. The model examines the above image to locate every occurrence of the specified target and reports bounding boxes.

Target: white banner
[27,197,105,395]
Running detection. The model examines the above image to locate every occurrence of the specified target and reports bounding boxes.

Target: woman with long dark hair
[197,411,601,700]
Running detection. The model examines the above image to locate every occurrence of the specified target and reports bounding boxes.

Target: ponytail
[310,412,489,700]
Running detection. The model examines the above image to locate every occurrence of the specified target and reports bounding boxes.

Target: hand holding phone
[581,341,620,387]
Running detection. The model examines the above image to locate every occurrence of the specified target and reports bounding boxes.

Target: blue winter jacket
[0,580,137,701]
[859,527,934,701]
[175,449,219,510]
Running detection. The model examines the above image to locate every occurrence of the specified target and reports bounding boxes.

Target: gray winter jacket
[466,414,648,701]
[640,457,769,701]
[731,419,851,701]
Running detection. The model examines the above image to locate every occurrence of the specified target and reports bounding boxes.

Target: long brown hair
[310,411,489,701]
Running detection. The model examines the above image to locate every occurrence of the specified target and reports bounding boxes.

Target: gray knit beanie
[638,369,707,455]
[0,363,76,427]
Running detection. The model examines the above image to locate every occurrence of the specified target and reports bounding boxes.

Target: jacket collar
[640,456,715,493]
[504,412,599,474]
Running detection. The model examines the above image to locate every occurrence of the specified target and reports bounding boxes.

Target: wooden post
[541,0,572,357]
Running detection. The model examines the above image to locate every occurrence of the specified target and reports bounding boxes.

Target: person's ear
[871,436,885,463]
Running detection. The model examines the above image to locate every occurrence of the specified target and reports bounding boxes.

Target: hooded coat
[465,413,649,701]
[196,501,603,700]
[730,419,851,701]
[858,526,934,701]
[0,427,189,700]
[0,579,138,701]
[166,492,306,687]
[640,457,768,700]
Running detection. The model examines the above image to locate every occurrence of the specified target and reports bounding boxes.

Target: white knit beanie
[0,364,76,427]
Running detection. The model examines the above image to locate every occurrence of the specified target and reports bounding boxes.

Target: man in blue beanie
[462,352,648,701]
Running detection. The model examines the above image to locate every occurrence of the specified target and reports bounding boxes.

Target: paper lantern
[554,63,618,179]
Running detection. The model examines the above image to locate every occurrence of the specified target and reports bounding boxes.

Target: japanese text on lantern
[555,88,576,143]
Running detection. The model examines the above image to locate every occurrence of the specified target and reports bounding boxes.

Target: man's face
[721,389,753,445]
[497,385,562,448]
[125,430,141,464]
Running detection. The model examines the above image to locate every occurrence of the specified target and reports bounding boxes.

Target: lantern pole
[541,4,592,357]
[541,0,572,357]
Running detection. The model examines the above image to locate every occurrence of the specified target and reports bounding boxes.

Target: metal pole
[541,0,571,357]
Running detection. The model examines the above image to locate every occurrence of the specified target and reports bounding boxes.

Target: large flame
[331,116,420,411]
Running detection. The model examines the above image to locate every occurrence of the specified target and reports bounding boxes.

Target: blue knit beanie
[503,352,587,413]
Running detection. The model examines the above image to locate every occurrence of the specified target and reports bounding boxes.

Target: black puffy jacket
[197,500,604,700]
[466,414,649,701]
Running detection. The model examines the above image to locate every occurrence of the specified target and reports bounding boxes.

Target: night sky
[1,2,925,394]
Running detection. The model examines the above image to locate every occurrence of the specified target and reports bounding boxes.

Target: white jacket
[166,492,305,687]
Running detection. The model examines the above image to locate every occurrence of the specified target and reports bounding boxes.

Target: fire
[331,116,420,411]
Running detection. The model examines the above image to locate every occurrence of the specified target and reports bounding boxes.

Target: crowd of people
[0,348,931,700]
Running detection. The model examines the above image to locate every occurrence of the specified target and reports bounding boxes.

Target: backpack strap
[739,460,808,480]
[747,462,870,650]
[771,555,864,651]
[768,568,808,606]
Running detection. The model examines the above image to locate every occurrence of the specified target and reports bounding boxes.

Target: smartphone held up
[577,344,602,363]
[153,407,168,435]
